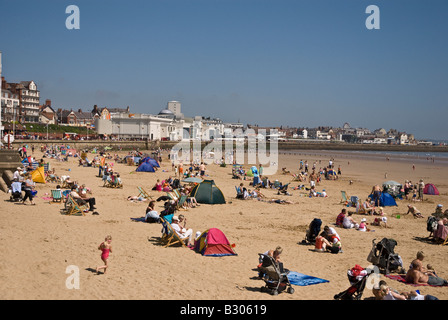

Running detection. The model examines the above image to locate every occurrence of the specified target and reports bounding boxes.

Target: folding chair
[137,187,152,200]
[64,195,88,216]
[167,191,179,202]
[441,236,448,246]
[51,189,63,203]
[177,195,188,210]
[340,191,349,204]
[160,217,188,248]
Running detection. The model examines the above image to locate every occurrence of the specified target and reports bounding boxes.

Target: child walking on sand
[96,235,112,274]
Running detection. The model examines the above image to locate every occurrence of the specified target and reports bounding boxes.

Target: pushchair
[367,238,404,275]
[334,265,372,300]
[302,218,322,244]
[9,181,23,202]
[277,183,290,195]
[258,253,294,295]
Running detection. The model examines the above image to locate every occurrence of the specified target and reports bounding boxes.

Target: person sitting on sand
[357,218,368,232]
[362,198,376,215]
[409,251,436,275]
[405,260,448,286]
[145,201,160,223]
[342,212,358,229]
[372,216,388,228]
[314,233,332,252]
[335,209,346,227]
[406,204,424,219]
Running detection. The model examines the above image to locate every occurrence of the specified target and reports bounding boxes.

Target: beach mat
[385,274,448,287]
[287,271,329,286]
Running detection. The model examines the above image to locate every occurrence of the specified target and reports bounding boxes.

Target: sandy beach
[0,146,447,301]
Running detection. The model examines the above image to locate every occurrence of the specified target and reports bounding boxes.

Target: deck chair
[177,195,188,210]
[167,191,179,202]
[51,189,63,203]
[161,218,188,248]
[64,195,88,216]
[137,187,152,200]
[340,191,349,204]
[172,189,181,199]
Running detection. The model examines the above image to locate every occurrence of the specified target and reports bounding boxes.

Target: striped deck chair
[340,191,349,204]
[51,189,63,203]
[137,186,152,200]
[64,195,88,216]
[160,217,187,248]
[177,195,188,211]
[167,191,179,202]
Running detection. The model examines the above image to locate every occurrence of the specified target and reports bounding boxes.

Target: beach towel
[287,271,329,286]
[385,274,448,287]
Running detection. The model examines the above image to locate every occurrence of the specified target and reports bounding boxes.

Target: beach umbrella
[182,177,203,183]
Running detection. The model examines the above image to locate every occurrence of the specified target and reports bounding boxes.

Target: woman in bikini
[96,235,112,274]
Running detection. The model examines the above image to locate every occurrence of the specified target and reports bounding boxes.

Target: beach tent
[31,166,46,184]
[194,228,237,257]
[189,180,226,204]
[140,156,160,168]
[370,192,397,207]
[136,161,156,173]
[382,180,402,197]
[424,183,439,195]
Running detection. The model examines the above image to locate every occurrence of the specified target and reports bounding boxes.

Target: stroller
[367,238,404,275]
[258,253,294,295]
[302,218,322,244]
[277,183,290,195]
[9,181,23,202]
[334,265,372,300]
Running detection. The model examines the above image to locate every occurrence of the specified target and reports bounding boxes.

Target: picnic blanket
[287,271,329,286]
[385,274,448,287]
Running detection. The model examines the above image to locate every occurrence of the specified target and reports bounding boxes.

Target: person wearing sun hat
[433,204,444,218]
[357,218,367,232]
[171,215,194,246]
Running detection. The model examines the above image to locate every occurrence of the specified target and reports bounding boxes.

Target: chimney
[45,99,51,106]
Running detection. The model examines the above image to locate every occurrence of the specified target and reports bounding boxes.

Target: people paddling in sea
[96,235,112,274]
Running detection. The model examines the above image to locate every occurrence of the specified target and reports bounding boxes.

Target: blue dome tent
[141,157,160,168]
[135,157,159,172]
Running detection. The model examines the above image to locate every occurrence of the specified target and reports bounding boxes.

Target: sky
[1,0,447,140]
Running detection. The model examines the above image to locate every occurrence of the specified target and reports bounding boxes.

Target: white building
[95,112,176,140]
[399,134,409,145]
[18,80,40,123]
[1,88,20,123]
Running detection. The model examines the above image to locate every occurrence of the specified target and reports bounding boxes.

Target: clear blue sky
[1,0,447,140]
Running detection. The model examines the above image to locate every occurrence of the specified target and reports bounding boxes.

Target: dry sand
[0,147,447,301]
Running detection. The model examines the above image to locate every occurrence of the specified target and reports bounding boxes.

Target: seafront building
[94,101,239,141]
